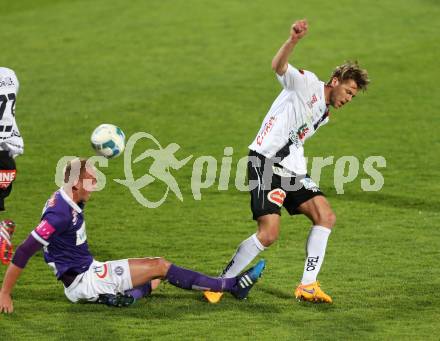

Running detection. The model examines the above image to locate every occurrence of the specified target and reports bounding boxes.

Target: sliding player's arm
[0,263,23,313]
[0,235,43,313]
[272,19,308,76]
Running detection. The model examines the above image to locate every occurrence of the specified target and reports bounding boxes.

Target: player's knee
[142,257,171,276]
[257,214,280,246]
[154,257,172,275]
[327,211,336,228]
[262,233,278,247]
[257,227,279,247]
[316,210,336,228]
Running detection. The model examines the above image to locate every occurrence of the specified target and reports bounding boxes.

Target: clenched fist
[290,19,308,42]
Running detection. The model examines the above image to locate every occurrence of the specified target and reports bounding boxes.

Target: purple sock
[125,282,152,299]
[166,264,236,292]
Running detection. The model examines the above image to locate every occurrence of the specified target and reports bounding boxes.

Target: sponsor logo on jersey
[306,94,318,109]
[289,130,301,148]
[256,116,277,146]
[75,222,87,245]
[35,220,56,240]
[72,210,78,225]
[267,188,286,207]
[0,77,15,88]
[0,170,16,189]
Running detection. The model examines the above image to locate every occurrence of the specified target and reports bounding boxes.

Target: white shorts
[64,259,133,303]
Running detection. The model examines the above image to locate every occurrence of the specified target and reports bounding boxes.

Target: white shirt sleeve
[276,64,319,91]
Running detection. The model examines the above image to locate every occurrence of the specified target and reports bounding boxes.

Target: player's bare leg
[128,257,171,286]
[120,257,167,300]
[256,214,281,247]
[294,195,335,303]
[204,214,278,303]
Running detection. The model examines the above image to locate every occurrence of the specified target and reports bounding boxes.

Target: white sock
[221,233,265,278]
[300,225,331,285]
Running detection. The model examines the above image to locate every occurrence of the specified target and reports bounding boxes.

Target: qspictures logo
[55,132,387,208]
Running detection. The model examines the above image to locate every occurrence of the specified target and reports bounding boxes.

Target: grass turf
[0,0,439,339]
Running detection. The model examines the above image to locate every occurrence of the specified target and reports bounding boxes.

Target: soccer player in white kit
[204,19,369,303]
[0,67,23,211]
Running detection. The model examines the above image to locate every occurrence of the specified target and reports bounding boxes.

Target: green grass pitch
[1,0,439,339]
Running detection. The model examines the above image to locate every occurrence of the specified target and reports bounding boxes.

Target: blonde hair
[63,158,91,184]
[330,61,370,90]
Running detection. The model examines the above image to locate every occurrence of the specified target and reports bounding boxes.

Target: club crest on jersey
[289,123,309,148]
[296,124,309,140]
[114,266,124,276]
[267,188,286,207]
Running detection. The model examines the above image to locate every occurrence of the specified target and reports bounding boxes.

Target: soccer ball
[90,124,125,159]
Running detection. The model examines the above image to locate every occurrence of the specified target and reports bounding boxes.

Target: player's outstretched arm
[271,19,308,76]
[0,263,23,313]
[0,234,43,313]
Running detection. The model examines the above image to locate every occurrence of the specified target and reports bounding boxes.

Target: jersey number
[0,93,16,120]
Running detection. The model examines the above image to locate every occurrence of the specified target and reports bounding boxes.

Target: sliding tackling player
[0,158,265,313]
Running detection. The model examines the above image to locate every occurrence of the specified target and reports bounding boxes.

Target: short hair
[330,61,370,91]
[63,158,93,184]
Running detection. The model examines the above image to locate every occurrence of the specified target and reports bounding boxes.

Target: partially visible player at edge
[0,158,265,313]
[0,67,23,266]
[0,67,23,212]
[204,19,369,304]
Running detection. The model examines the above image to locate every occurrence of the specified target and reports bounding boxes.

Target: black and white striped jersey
[249,64,329,175]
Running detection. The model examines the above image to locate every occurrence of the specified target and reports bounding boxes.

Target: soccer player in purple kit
[0,158,265,313]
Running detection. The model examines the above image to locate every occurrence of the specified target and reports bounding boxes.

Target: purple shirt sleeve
[42,211,70,232]
[31,212,70,246]
[12,234,43,269]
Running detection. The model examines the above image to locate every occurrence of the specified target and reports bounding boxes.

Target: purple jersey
[31,189,93,278]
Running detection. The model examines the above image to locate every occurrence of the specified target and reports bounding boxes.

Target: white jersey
[249,64,329,175]
[0,67,23,157]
